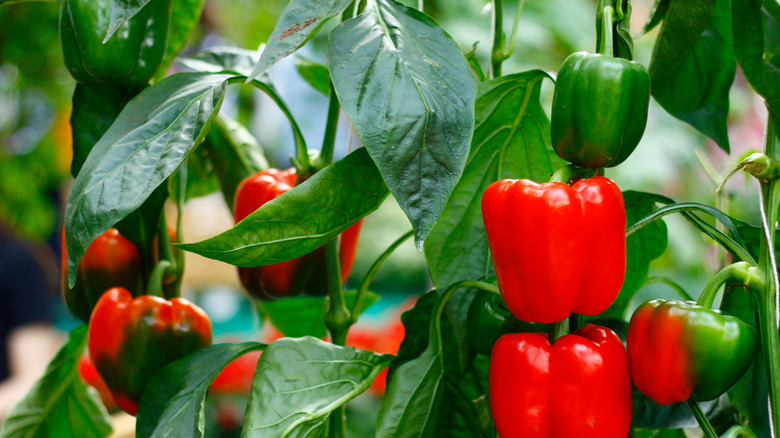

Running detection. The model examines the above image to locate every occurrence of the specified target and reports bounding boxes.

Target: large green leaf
[601,191,669,319]
[650,0,735,152]
[0,327,112,438]
[64,72,236,287]
[246,0,354,81]
[177,148,388,266]
[424,71,554,290]
[241,337,392,437]
[106,0,151,42]
[329,0,477,250]
[259,290,380,339]
[733,0,780,102]
[376,288,467,437]
[136,342,265,438]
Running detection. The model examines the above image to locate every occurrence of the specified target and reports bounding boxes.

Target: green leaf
[733,0,780,100]
[601,191,668,319]
[329,0,477,250]
[177,148,388,266]
[204,114,269,210]
[376,288,465,437]
[69,83,141,177]
[294,56,331,96]
[179,47,262,77]
[64,72,237,288]
[242,337,392,437]
[0,327,112,438]
[105,0,151,42]
[424,71,554,290]
[259,290,380,339]
[136,342,265,438]
[637,0,671,37]
[154,0,207,81]
[650,0,735,152]
[246,0,354,81]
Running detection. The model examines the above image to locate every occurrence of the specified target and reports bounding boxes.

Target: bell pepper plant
[4,0,780,436]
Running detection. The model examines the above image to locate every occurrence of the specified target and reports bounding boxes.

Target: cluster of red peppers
[477,1,757,435]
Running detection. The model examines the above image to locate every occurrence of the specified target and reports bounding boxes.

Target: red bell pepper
[61,227,142,323]
[233,168,362,300]
[489,324,632,437]
[88,287,212,415]
[481,176,625,323]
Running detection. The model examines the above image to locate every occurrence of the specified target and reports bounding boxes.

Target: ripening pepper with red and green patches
[88,287,212,415]
[61,227,142,323]
[233,167,362,300]
[627,299,758,405]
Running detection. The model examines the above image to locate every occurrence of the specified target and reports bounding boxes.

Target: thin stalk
[687,400,718,438]
[757,110,780,437]
[325,239,349,346]
[643,276,695,302]
[490,0,505,78]
[504,0,525,58]
[319,82,341,169]
[351,230,414,322]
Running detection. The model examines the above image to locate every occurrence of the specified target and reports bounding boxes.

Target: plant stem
[147,260,173,298]
[490,0,505,78]
[325,239,349,346]
[697,262,760,309]
[596,2,614,57]
[687,400,718,438]
[548,163,598,184]
[504,0,525,58]
[757,109,780,438]
[550,318,569,343]
[319,82,341,169]
[352,230,414,322]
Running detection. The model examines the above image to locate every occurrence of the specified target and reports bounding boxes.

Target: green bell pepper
[59,0,171,85]
[550,51,651,168]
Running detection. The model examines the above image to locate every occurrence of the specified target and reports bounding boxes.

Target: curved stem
[721,425,759,438]
[697,262,760,309]
[147,260,174,298]
[687,400,718,438]
[643,276,695,301]
[351,230,414,322]
[490,0,505,78]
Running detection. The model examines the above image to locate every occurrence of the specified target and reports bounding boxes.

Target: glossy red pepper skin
[481,177,626,323]
[489,325,632,437]
[233,168,362,300]
[88,287,212,416]
[61,228,142,323]
[627,299,758,405]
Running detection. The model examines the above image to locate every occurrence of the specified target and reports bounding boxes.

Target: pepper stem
[697,262,760,309]
[596,1,615,57]
[549,164,599,185]
[687,400,718,438]
[550,318,569,344]
[147,260,174,298]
